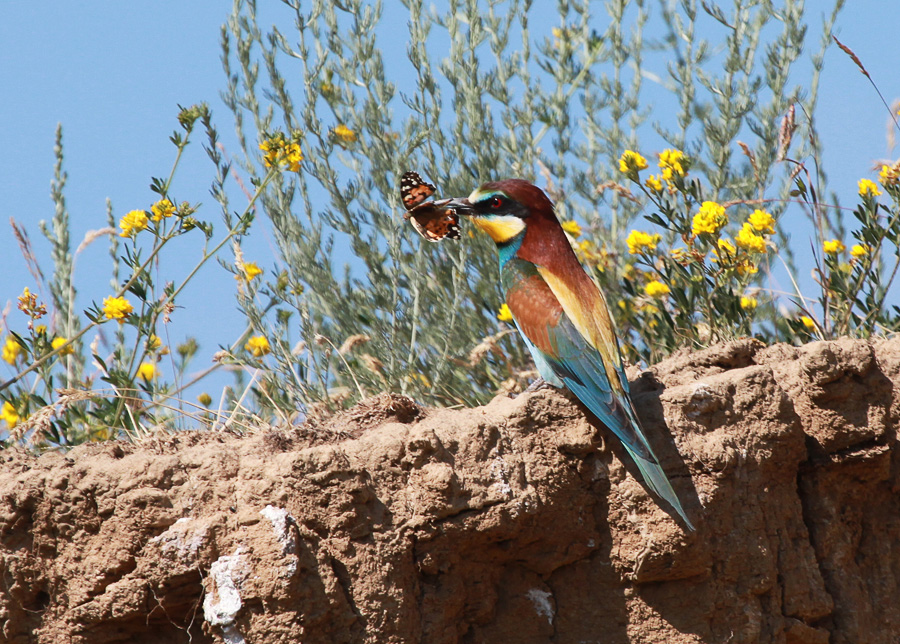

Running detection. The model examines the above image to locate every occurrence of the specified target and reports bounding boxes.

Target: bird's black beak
[444,197,476,216]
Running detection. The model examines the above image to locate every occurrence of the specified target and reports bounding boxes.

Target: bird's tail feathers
[623,444,695,531]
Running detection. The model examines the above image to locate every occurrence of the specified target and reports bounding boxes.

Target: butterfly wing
[401,171,436,210]
[408,200,461,242]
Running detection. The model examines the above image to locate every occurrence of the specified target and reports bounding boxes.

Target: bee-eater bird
[448,180,693,530]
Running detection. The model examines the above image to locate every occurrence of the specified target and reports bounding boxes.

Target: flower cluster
[748,209,775,234]
[644,280,670,297]
[0,401,19,428]
[137,362,159,381]
[151,199,176,221]
[561,220,583,237]
[879,162,900,188]
[625,230,661,255]
[658,149,689,190]
[333,124,357,144]
[102,296,134,323]
[117,198,193,239]
[612,147,782,357]
[52,337,74,356]
[2,336,23,365]
[692,201,728,236]
[245,335,271,358]
[618,149,689,195]
[618,150,648,178]
[735,223,767,254]
[850,243,870,259]
[823,239,845,255]
[119,210,149,238]
[260,132,303,172]
[239,261,264,282]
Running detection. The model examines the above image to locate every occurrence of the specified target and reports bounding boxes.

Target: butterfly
[400,171,461,242]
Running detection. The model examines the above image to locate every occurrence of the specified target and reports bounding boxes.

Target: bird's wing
[503,260,639,438]
[504,258,692,528]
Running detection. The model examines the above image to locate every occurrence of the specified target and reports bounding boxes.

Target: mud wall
[1,338,898,643]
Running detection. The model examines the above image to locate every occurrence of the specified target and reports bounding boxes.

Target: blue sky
[1,2,898,401]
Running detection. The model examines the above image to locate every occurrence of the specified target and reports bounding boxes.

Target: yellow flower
[823,239,845,255]
[735,260,758,276]
[497,304,514,323]
[644,280,670,297]
[850,244,871,259]
[245,335,271,358]
[618,150,648,175]
[259,138,278,167]
[17,287,33,310]
[145,334,169,355]
[333,124,357,143]
[645,175,664,193]
[52,337,75,356]
[858,178,881,198]
[1,401,19,428]
[640,303,660,315]
[717,238,736,255]
[119,210,149,238]
[740,296,758,311]
[551,26,571,49]
[625,230,661,255]
[710,238,735,264]
[878,164,899,187]
[735,223,767,254]
[573,239,590,260]
[151,199,176,222]
[17,287,46,319]
[670,247,687,262]
[800,315,816,330]
[576,239,611,271]
[659,149,688,182]
[748,209,775,234]
[102,296,133,323]
[137,362,158,381]
[260,135,303,172]
[242,262,264,281]
[2,337,23,365]
[197,392,213,407]
[691,201,727,236]
[561,220,582,237]
[285,144,303,172]
[575,239,598,261]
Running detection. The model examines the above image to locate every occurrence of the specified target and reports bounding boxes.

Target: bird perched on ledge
[446,179,693,530]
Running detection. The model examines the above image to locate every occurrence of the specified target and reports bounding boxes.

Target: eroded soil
[2,338,899,643]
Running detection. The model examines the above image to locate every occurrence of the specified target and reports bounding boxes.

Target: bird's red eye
[489,196,504,209]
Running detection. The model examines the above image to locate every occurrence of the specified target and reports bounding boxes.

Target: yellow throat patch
[471,215,526,243]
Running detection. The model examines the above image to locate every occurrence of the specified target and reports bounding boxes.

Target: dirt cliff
[1,338,898,643]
